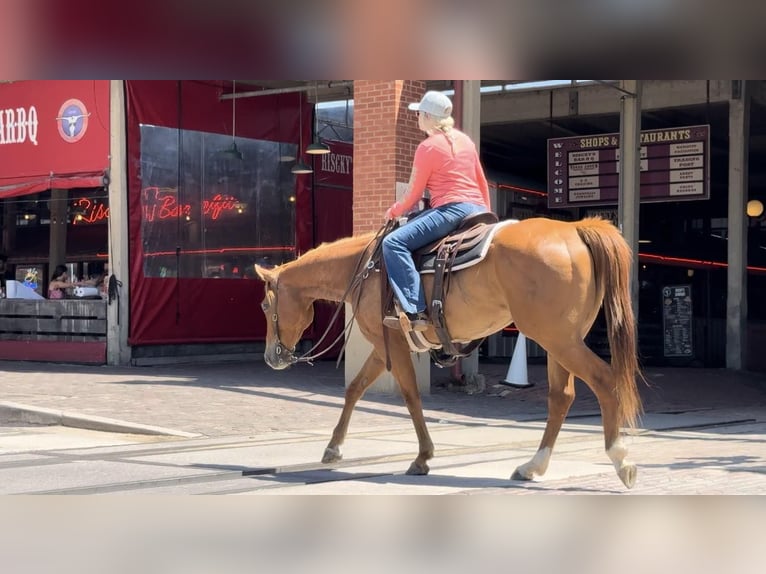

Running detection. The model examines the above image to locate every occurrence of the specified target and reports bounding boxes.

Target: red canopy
[125,81,313,345]
[0,80,110,197]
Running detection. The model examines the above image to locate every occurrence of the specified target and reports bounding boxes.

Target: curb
[0,401,199,438]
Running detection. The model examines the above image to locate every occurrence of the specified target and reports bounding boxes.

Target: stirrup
[401,312,429,332]
[383,312,428,332]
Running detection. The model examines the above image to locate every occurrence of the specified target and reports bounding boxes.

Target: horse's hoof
[406,461,430,475]
[618,464,637,489]
[511,468,533,481]
[322,447,342,464]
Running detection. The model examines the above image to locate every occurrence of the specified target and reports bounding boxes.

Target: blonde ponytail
[434,115,455,132]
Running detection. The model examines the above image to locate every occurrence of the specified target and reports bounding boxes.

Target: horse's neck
[283,237,371,303]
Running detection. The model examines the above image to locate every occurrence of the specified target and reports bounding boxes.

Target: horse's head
[255,264,315,370]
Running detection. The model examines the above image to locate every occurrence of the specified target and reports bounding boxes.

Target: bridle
[265,221,394,367]
[266,275,298,366]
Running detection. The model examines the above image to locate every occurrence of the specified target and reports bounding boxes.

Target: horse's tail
[576,218,643,429]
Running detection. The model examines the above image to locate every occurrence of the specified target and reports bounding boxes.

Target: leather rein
[268,221,394,367]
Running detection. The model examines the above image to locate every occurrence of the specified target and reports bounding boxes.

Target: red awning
[0,172,105,199]
[0,80,110,200]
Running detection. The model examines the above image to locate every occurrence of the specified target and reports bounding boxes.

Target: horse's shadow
[639,454,765,473]
[190,463,624,494]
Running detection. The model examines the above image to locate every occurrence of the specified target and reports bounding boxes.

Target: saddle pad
[417,219,518,274]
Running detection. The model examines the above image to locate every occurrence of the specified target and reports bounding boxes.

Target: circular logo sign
[57,98,90,143]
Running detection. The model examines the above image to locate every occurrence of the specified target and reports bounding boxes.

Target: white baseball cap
[408,91,453,119]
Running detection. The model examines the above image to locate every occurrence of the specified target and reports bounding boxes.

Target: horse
[255,216,643,489]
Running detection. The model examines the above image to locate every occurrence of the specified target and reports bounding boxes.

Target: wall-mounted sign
[662,284,693,358]
[314,140,353,189]
[56,98,90,143]
[548,125,710,208]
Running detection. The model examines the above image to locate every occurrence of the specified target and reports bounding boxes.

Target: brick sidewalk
[1,358,764,439]
[1,358,764,495]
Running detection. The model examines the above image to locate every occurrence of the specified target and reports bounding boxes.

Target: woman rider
[382,91,492,331]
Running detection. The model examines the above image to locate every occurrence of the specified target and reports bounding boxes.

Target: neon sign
[69,188,244,226]
[71,197,109,225]
[142,187,241,222]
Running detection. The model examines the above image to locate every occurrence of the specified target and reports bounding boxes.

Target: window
[139,125,297,278]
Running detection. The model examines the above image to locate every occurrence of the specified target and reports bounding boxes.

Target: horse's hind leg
[512,358,574,482]
[548,342,637,489]
[322,350,385,464]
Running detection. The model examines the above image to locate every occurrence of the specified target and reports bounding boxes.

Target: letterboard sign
[662,285,693,358]
[547,125,710,208]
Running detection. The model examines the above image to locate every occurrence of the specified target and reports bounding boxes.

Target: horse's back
[490,217,598,270]
[478,217,609,341]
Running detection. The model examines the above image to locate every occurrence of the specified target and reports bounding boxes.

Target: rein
[269,221,394,366]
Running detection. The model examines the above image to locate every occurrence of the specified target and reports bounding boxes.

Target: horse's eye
[261,302,269,311]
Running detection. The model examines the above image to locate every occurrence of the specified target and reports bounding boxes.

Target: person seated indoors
[47,265,86,299]
[81,274,103,287]
[72,264,111,298]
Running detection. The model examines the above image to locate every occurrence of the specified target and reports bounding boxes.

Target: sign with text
[314,140,353,188]
[662,284,693,358]
[547,125,710,208]
[0,80,110,193]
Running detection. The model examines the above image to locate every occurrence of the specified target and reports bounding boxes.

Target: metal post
[727,80,750,369]
[48,189,68,272]
[456,80,483,382]
[107,80,131,365]
[617,80,642,318]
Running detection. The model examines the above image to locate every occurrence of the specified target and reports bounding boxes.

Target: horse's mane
[287,232,376,268]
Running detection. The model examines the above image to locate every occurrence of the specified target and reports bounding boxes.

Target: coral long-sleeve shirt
[391,129,490,218]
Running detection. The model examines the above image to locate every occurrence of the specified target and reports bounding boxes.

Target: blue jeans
[382,202,487,314]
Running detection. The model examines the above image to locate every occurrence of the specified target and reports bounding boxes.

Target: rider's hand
[385,202,400,220]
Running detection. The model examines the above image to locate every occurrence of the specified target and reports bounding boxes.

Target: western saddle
[382,211,501,365]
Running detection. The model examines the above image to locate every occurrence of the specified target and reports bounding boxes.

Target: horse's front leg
[389,343,434,475]
[322,350,385,464]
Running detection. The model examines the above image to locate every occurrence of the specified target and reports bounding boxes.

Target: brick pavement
[476,422,766,495]
[1,357,764,494]
[1,358,764,438]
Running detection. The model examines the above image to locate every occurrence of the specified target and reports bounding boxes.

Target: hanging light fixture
[291,92,313,174]
[221,80,243,160]
[305,81,330,155]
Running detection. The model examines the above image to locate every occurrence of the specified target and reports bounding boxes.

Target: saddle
[413,211,499,273]
[383,211,509,366]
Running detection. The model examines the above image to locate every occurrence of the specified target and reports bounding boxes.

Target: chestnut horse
[255,217,642,488]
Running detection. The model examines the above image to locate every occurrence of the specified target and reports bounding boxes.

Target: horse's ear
[254,264,275,283]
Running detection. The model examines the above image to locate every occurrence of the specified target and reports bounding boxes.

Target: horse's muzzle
[264,344,296,370]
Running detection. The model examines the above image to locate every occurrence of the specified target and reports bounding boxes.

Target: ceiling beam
[480,80,732,125]
[221,81,353,102]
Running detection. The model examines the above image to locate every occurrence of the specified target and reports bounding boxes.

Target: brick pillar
[346,80,431,394]
[353,80,425,234]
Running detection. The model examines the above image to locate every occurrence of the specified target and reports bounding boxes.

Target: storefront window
[1,189,108,297]
[139,125,297,279]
